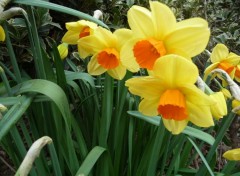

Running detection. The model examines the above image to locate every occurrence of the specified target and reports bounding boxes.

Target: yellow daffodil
[120,1,210,72]
[57,43,68,60]
[61,20,98,58]
[0,25,5,42]
[77,27,132,80]
[223,148,240,161]
[125,55,214,134]
[204,44,240,82]
[209,92,227,120]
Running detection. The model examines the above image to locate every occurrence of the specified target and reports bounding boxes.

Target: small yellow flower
[121,1,210,72]
[62,20,98,58]
[78,27,133,80]
[223,148,240,161]
[209,92,227,120]
[57,43,68,60]
[125,55,214,134]
[204,44,240,82]
[0,25,5,42]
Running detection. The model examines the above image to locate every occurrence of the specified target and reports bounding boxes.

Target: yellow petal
[78,45,92,59]
[77,20,98,30]
[125,76,165,99]
[95,27,117,47]
[127,5,155,37]
[87,54,106,75]
[162,118,188,135]
[107,64,126,80]
[211,44,229,63]
[114,28,133,49]
[78,33,108,59]
[149,1,176,39]
[223,148,240,161]
[139,98,159,116]
[57,43,68,60]
[180,85,214,106]
[120,38,141,72]
[153,55,198,87]
[209,92,227,120]
[187,101,214,127]
[65,20,97,31]
[204,62,219,80]
[65,21,82,31]
[221,88,232,99]
[78,27,116,56]
[62,31,79,44]
[164,25,210,57]
[0,25,5,42]
[175,17,208,29]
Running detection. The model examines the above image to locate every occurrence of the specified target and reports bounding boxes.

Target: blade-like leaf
[127,111,160,126]
[183,126,215,145]
[16,79,71,126]
[13,0,108,29]
[188,137,215,176]
[127,111,215,145]
[75,146,106,176]
[0,95,33,140]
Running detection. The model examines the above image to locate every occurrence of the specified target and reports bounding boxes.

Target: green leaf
[188,137,215,176]
[65,71,95,87]
[0,95,33,140]
[127,111,215,145]
[13,0,108,29]
[75,146,106,176]
[127,111,160,126]
[183,126,215,145]
[16,79,71,126]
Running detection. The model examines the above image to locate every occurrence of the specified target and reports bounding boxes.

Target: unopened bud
[93,10,103,20]
[211,69,240,101]
[0,104,7,112]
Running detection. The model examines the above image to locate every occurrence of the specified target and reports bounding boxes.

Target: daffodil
[0,25,5,42]
[125,55,214,134]
[209,92,227,120]
[61,20,98,58]
[223,148,240,161]
[204,44,240,82]
[77,27,132,80]
[121,1,210,72]
[57,43,68,60]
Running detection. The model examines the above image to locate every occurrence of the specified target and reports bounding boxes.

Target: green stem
[2,22,22,83]
[26,6,46,79]
[0,61,16,82]
[0,66,12,95]
[146,121,166,176]
[99,74,114,147]
[113,72,132,174]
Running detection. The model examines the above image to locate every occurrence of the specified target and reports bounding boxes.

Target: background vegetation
[0,0,240,175]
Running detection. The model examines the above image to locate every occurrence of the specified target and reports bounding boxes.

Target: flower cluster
[204,44,240,82]
[61,1,229,134]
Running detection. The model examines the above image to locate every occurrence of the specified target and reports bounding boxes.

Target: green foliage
[0,0,240,176]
